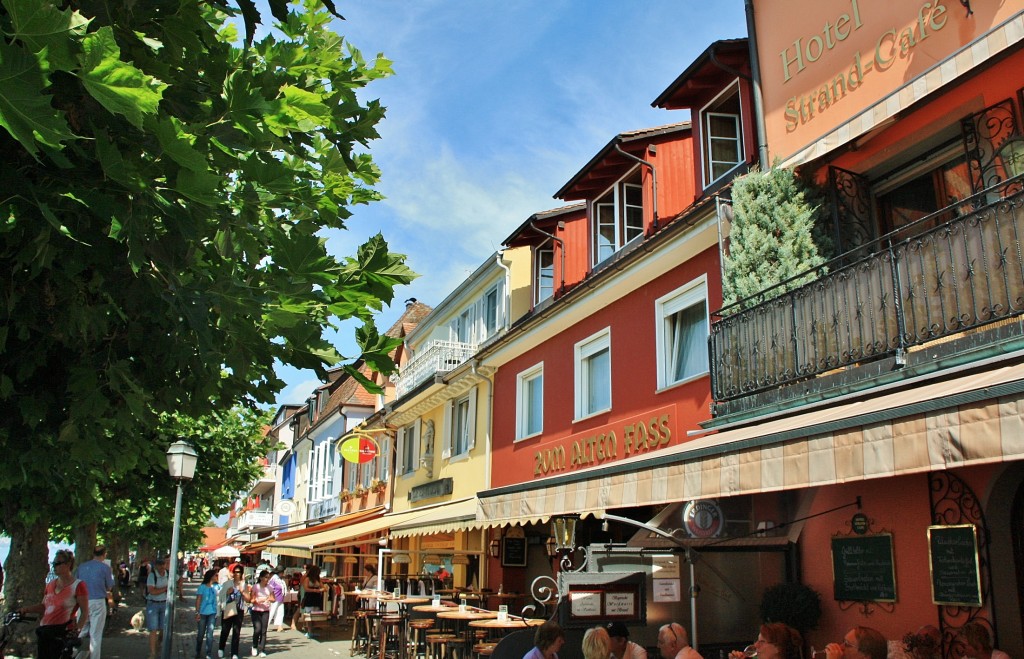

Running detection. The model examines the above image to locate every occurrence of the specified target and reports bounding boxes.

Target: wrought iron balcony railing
[710,175,1024,405]
[395,340,478,398]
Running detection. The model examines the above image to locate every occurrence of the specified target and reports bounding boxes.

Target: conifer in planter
[723,166,832,310]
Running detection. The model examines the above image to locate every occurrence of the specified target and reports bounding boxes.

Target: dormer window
[535,247,554,304]
[701,80,743,187]
[592,169,644,266]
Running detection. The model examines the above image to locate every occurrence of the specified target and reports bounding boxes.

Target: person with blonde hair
[584,626,612,659]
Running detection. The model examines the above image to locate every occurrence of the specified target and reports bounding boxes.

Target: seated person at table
[435,566,450,582]
[961,622,1009,659]
[525,621,565,659]
[362,564,379,590]
[606,622,647,659]
[584,626,612,659]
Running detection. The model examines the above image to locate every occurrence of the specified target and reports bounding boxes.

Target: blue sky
[274,1,749,407]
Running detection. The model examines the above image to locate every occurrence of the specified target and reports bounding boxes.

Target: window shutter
[396,427,406,474]
[467,387,478,451]
[442,400,453,459]
[413,419,422,471]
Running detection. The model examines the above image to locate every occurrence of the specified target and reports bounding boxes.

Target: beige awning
[269,545,313,559]
[389,498,482,538]
[478,362,1024,526]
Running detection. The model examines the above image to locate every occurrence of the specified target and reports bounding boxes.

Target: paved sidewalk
[102,582,357,659]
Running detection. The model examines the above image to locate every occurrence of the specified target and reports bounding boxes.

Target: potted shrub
[370,479,386,493]
[340,489,352,502]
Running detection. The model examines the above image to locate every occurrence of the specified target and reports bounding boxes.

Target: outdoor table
[485,592,522,611]
[468,617,545,639]
[437,609,499,647]
[412,603,459,614]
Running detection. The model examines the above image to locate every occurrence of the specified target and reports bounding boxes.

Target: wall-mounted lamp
[488,538,501,558]
[423,553,442,565]
[343,556,359,565]
[551,514,578,552]
[545,536,557,558]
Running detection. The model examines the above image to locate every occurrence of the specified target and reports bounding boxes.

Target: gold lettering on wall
[532,412,674,478]
[779,0,949,133]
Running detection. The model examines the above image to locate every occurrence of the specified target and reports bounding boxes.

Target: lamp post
[161,440,198,659]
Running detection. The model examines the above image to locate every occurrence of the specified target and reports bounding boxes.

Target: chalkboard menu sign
[831,534,897,602]
[928,524,982,607]
[502,537,527,567]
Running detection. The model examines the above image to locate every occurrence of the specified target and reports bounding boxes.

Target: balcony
[237,509,274,530]
[395,340,477,398]
[709,176,1024,418]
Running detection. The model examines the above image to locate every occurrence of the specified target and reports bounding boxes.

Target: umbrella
[209,545,240,559]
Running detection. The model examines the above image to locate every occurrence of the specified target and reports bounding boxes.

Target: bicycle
[0,611,88,659]
[0,610,36,656]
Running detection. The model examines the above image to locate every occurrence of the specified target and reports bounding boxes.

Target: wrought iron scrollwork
[929,471,993,659]
[962,99,1020,194]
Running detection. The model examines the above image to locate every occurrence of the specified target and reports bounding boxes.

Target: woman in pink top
[248,570,275,657]
[18,549,89,659]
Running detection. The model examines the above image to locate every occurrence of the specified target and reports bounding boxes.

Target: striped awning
[389,498,483,538]
[478,362,1024,526]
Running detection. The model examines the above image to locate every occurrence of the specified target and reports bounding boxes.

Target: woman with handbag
[249,570,275,657]
[17,549,89,659]
[218,566,248,659]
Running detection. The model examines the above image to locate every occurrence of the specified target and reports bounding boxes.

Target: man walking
[146,557,170,659]
[77,544,115,659]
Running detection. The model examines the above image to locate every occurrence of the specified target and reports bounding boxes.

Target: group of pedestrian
[193,561,291,659]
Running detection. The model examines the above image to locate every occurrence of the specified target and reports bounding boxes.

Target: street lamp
[161,440,198,659]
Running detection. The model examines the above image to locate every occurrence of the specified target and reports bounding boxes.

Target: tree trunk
[3,513,51,657]
[74,521,97,566]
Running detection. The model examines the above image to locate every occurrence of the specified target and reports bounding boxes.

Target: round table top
[412,604,459,613]
[487,593,522,599]
[436,610,498,621]
[469,618,545,629]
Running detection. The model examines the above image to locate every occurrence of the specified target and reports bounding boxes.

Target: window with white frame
[444,388,477,459]
[324,441,336,496]
[535,248,554,304]
[655,277,709,389]
[344,457,357,493]
[377,435,391,482]
[701,81,743,187]
[575,329,611,418]
[397,421,419,476]
[592,170,644,266]
[516,363,544,440]
[483,285,499,337]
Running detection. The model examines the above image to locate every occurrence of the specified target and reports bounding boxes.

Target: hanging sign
[339,432,380,464]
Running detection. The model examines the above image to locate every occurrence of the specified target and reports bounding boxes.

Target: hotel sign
[532,406,677,478]
[753,0,1019,163]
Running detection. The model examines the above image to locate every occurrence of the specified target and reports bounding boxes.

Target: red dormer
[503,203,586,312]
[652,39,758,194]
[554,123,695,271]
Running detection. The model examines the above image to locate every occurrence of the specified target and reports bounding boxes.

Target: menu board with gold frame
[927,524,982,607]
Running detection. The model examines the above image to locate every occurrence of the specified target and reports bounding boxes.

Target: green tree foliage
[0,0,415,613]
[722,166,831,309]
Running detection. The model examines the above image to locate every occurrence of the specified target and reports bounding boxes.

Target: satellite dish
[276,499,296,515]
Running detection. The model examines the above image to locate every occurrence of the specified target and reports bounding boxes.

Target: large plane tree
[0,0,414,614]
